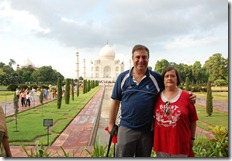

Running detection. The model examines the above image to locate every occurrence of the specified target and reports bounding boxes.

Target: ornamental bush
[57,78,62,109]
[193,125,228,157]
[7,84,18,91]
[206,81,213,116]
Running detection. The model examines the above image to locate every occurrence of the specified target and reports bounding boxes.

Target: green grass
[7,86,100,146]
[196,105,228,131]
[196,92,228,101]
[211,86,228,91]
[0,91,15,102]
[0,85,7,90]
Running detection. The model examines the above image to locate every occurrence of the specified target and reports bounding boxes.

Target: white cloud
[165,36,226,49]
[0,0,49,33]
[0,0,228,78]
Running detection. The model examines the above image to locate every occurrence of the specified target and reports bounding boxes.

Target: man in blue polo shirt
[108,44,195,157]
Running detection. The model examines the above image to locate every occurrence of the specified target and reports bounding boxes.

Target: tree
[206,81,213,116]
[214,79,227,89]
[71,79,74,101]
[13,93,19,132]
[185,77,190,91]
[1,65,14,74]
[183,65,193,85]
[154,59,170,74]
[30,66,64,84]
[76,79,79,97]
[83,80,87,94]
[65,79,70,104]
[88,80,91,92]
[0,69,6,85]
[192,61,202,84]
[0,62,5,68]
[204,53,228,83]
[0,60,65,85]
[9,59,16,67]
[57,78,62,109]
[39,89,44,104]
[20,66,35,83]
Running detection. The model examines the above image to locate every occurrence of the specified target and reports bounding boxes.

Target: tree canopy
[0,53,228,86]
[153,53,228,85]
[0,60,64,85]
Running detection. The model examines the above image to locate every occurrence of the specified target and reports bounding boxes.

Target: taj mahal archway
[103,66,111,78]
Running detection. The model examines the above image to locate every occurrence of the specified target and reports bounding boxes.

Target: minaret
[83,59,86,79]
[76,51,79,79]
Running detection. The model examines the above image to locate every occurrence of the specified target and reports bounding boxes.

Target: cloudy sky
[0,0,229,78]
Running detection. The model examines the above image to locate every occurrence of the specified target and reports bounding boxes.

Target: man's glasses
[165,101,170,115]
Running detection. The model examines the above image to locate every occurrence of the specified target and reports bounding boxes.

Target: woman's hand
[189,91,196,104]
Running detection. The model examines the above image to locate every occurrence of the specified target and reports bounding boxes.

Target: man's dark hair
[132,44,150,58]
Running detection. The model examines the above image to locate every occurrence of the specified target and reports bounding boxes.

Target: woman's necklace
[163,87,179,100]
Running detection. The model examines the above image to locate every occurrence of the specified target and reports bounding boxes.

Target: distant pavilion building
[16,58,38,70]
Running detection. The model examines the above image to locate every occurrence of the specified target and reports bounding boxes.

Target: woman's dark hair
[132,44,149,58]
[162,66,181,86]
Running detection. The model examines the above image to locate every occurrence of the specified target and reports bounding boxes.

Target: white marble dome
[99,44,115,60]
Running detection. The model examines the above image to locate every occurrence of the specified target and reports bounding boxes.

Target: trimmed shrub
[7,84,18,91]
[30,84,39,90]
[57,78,62,109]
[18,84,28,90]
[65,79,70,104]
[76,80,79,97]
[206,81,213,116]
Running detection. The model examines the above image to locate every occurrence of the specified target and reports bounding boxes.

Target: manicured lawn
[196,105,228,131]
[0,91,14,102]
[196,92,228,101]
[211,86,228,91]
[0,85,7,90]
[7,86,100,146]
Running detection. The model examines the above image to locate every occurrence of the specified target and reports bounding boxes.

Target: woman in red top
[153,66,198,157]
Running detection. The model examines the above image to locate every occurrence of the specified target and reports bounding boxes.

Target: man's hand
[189,91,196,104]
[108,124,114,134]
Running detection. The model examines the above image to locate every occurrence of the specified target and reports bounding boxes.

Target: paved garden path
[196,97,228,113]
[0,92,56,117]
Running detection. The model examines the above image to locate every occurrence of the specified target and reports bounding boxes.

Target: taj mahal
[17,44,130,82]
[76,44,131,82]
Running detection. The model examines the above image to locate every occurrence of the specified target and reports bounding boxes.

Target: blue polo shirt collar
[129,67,151,77]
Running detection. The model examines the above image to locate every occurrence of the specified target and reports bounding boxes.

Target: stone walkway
[196,97,228,113]
[1,93,56,117]
[96,84,114,146]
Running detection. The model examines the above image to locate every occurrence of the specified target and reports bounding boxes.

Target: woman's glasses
[165,101,170,115]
